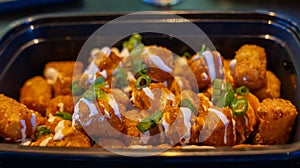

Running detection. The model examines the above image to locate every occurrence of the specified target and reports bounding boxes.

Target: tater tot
[20,76,52,115]
[231,44,267,90]
[44,61,84,96]
[45,95,74,117]
[0,94,45,142]
[252,71,281,101]
[253,98,298,145]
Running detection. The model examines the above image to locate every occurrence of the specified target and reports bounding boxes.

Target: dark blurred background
[0,0,300,36]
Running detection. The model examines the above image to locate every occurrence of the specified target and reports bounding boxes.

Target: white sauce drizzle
[83,62,99,84]
[180,107,192,142]
[90,48,100,58]
[162,117,169,133]
[40,137,53,147]
[73,97,99,126]
[58,103,64,112]
[48,116,57,123]
[230,59,236,70]
[142,87,154,100]
[208,108,229,144]
[20,120,27,141]
[202,51,216,81]
[232,119,236,142]
[99,70,107,79]
[20,139,32,146]
[149,55,172,73]
[244,115,249,127]
[53,120,65,141]
[175,76,183,88]
[30,113,37,134]
[108,97,122,120]
[140,131,150,144]
[191,53,200,61]
[101,46,111,56]
[44,67,59,84]
[120,48,129,58]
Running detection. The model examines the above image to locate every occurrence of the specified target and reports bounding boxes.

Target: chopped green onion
[69,80,84,96]
[82,77,107,102]
[55,111,72,120]
[35,125,51,138]
[135,74,151,90]
[212,78,223,105]
[235,86,249,96]
[113,67,128,88]
[230,97,248,117]
[217,83,235,107]
[198,44,210,54]
[136,110,163,133]
[123,33,143,52]
[183,52,192,59]
[180,98,198,115]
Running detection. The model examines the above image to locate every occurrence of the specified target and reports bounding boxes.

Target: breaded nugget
[252,71,281,101]
[0,94,45,142]
[45,95,74,117]
[20,76,52,115]
[231,44,267,90]
[44,61,83,96]
[253,98,298,145]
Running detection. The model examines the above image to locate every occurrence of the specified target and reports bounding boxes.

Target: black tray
[0,11,300,168]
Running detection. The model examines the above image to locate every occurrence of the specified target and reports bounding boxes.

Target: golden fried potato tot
[188,54,210,90]
[252,71,281,101]
[231,44,267,90]
[20,76,52,115]
[253,98,298,145]
[0,94,45,142]
[31,130,91,148]
[45,95,74,117]
[44,61,83,96]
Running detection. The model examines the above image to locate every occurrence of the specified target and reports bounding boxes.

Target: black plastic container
[0,11,300,168]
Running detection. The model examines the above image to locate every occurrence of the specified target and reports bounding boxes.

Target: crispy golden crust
[32,130,91,148]
[44,61,83,78]
[20,76,52,115]
[231,44,267,90]
[252,71,281,101]
[253,98,298,145]
[45,95,74,117]
[44,61,83,96]
[0,94,45,142]
[188,55,210,89]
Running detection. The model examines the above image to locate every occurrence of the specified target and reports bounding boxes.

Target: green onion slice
[180,98,198,116]
[35,125,51,138]
[69,80,84,96]
[235,86,249,96]
[136,110,163,133]
[55,111,72,121]
[135,74,151,90]
[230,97,248,117]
